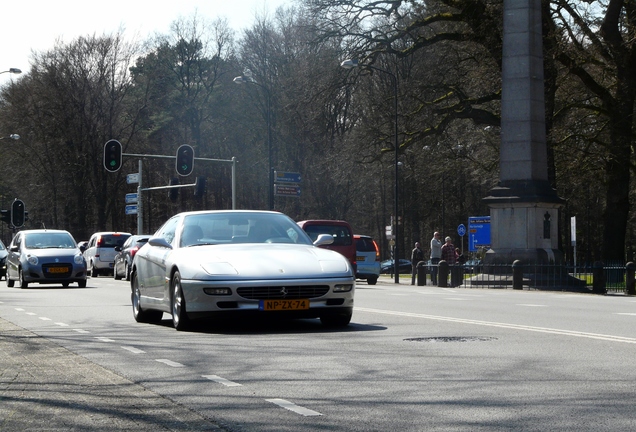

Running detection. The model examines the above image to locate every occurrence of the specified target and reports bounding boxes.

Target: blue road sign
[457,224,466,237]
[125,193,138,204]
[274,171,301,183]
[125,205,138,215]
[468,216,491,252]
[274,184,301,197]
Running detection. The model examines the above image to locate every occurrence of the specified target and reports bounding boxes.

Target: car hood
[24,248,82,259]
[169,244,353,280]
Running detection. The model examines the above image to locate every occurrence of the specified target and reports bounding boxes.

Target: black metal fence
[417,261,636,294]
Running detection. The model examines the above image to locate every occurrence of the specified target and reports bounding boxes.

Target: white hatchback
[84,232,131,277]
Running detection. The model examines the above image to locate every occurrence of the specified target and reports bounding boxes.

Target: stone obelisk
[483,0,565,265]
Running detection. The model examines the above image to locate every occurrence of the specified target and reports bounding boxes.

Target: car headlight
[27,255,39,266]
[333,284,353,293]
[74,254,85,265]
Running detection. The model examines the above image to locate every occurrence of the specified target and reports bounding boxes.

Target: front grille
[41,263,73,279]
[237,285,330,300]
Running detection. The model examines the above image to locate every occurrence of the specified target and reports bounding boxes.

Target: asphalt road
[2,275,636,431]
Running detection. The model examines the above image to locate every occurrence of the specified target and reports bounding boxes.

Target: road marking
[15,308,25,311]
[55,322,69,326]
[615,313,636,316]
[445,298,467,301]
[39,317,51,321]
[266,399,322,416]
[95,337,115,342]
[121,346,145,354]
[355,307,636,344]
[25,312,36,316]
[202,375,242,387]
[156,359,185,368]
[73,329,90,334]
[517,304,547,307]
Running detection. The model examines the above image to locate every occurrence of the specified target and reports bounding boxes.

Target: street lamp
[0,68,21,75]
[233,70,274,210]
[341,58,400,284]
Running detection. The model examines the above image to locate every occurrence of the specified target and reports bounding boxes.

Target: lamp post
[233,70,274,210]
[341,58,400,284]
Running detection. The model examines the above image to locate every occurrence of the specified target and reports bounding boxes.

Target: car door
[138,216,179,304]
[6,233,21,281]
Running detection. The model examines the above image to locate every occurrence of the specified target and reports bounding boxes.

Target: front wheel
[367,275,378,285]
[78,279,87,288]
[19,269,28,289]
[6,274,15,287]
[114,264,122,280]
[171,271,189,331]
[91,265,99,278]
[320,311,352,328]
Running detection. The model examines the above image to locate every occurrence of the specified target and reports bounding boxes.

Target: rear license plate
[356,256,365,261]
[47,267,67,274]
[260,299,309,311]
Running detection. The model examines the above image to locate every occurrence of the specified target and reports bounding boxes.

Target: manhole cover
[404,336,497,343]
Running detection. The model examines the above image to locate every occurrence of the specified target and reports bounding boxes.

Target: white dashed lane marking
[266,398,322,416]
[121,346,145,354]
[156,359,185,368]
[202,375,242,387]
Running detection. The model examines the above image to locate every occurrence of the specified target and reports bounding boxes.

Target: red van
[297,220,357,272]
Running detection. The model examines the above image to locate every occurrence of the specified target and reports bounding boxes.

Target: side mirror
[79,245,86,253]
[148,236,173,249]
[114,246,122,252]
[314,234,334,246]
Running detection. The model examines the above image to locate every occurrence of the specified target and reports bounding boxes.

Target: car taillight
[96,236,103,247]
[130,246,140,257]
[373,240,380,261]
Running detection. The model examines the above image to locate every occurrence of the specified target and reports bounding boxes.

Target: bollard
[592,261,606,294]
[512,260,523,290]
[438,260,449,287]
[626,262,636,295]
[417,261,427,286]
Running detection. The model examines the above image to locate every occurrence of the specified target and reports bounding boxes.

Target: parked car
[464,259,483,274]
[131,210,355,330]
[354,234,380,285]
[0,240,7,280]
[380,259,412,274]
[297,219,357,272]
[5,229,87,288]
[84,232,131,277]
[114,235,150,281]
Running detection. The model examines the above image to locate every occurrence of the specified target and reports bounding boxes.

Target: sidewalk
[0,317,224,431]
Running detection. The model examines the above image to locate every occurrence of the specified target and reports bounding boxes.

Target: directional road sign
[274,171,301,183]
[125,205,138,215]
[274,184,301,197]
[125,193,138,204]
[468,216,491,252]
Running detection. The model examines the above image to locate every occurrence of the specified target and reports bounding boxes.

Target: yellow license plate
[356,256,365,261]
[47,267,67,274]
[260,299,309,311]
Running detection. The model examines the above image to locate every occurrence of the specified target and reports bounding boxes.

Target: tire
[19,269,28,289]
[367,275,378,285]
[6,274,14,287]
[320,311,352,328]
[171,271,189,331]
[78,279,87,288]
[131,272,162,323]
[124,262,131,281]
[114,264,122,280]
[91,265,99,278]
[62,282,69,288]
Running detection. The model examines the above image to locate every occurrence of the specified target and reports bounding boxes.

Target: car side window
[156,216,179,246]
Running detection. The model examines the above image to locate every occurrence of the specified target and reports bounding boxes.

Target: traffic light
[175,145,194,176]
[11,199,25,228]
[103,139,123,172]
[169,177,179,202]
[194,176,206,198]
[0,210,9,224]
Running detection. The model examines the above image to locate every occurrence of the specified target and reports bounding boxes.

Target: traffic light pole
[123,153,237,234]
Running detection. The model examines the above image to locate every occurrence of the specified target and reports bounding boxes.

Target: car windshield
[0,241,5,251]
[25,233,76,249]
[180,212,313,247]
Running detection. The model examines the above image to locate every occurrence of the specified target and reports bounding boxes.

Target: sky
[1,0,290,85]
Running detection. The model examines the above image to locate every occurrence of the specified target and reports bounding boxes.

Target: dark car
[463,259,483,274]
[380,259,412,274]
[297,220,357,272]
[0,240,7,280]
[114,235,150,281]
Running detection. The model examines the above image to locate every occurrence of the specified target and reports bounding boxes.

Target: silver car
[6,229,87,288]
[131,210,355,330]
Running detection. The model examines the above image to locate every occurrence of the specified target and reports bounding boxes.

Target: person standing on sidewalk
[441,236,458,286]
[430,232,442,285]
[410,242,424,285]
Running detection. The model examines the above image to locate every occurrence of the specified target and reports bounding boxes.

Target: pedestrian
[430,232,442,285]
[410,241,424,285]
[441,236,456,264]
